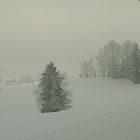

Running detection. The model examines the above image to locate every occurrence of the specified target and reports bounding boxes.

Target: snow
[0,78,140,140]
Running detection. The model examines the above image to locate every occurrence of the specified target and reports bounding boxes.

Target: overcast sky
[0,0,140,79]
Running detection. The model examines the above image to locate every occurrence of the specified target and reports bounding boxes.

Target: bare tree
[80,58,96,78]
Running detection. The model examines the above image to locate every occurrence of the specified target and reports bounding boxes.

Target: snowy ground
[0,78,140,140]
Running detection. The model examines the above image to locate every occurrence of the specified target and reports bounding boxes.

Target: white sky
[0,0,140,79]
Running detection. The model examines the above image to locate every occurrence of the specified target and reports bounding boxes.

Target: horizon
[0,0,140,79]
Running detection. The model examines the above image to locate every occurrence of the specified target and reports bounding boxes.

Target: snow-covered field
[0,78,140,140]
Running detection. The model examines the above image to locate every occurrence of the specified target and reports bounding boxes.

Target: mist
[0,0,140,78]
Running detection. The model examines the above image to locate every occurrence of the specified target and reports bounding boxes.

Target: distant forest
[80,40,140,83]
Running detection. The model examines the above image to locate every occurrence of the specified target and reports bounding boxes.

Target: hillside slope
[0,78,140,140]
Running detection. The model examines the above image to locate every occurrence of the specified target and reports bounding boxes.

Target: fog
[0,0,140,78]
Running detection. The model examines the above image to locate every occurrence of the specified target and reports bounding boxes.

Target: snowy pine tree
[35,62,72,113]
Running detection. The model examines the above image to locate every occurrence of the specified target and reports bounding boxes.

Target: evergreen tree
[35,62,72,113]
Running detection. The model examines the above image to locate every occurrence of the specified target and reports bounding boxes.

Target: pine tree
[35,62,72,113]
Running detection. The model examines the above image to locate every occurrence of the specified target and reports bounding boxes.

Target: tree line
[0,74,40,88]
[80,40,140,83]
